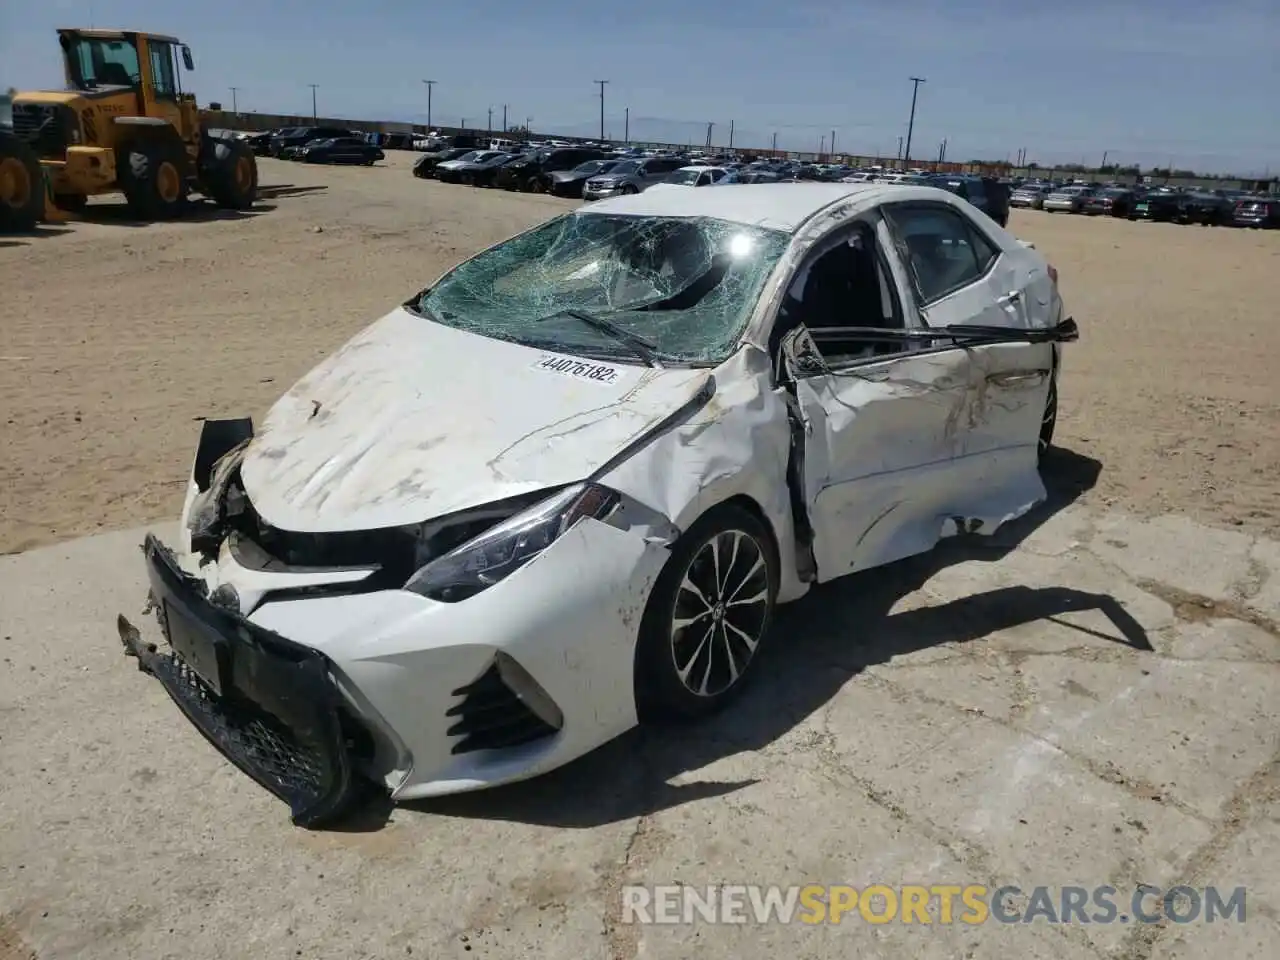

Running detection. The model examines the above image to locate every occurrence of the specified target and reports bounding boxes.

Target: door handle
[986,369,1048,388]
[997,289,1022,304]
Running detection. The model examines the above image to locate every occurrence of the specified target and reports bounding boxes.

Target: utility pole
[897,135,903,161]
[1101,149,1109,169]
[903,76,925,166]
[307,83,319,120]
[502,104,508,133]
[830,129,836,155]
[819,134,826,155]
[624,107,629,142]
[487,106,493,135]
[705,122,714,149]
[525,116,532,137]
[421,80,436,131]
[771,131,778,152]
[593,80,608,141]
[460,117,467,130]
[229,86,239,113]
[938,139,947,164]
[728,119,734,150]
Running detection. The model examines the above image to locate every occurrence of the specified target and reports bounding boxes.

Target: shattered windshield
[414,213,791,365]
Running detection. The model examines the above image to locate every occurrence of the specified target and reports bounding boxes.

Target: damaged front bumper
[118,534,360,828]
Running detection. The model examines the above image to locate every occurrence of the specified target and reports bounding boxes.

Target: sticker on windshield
[534,355,620,384]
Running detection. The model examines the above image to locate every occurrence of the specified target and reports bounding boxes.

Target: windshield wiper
[806,317,1079,347]
[534,309,662,367]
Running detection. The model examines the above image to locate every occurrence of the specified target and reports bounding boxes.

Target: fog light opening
[495,652,564,731]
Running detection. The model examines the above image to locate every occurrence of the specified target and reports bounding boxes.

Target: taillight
[1047,264,1059,286]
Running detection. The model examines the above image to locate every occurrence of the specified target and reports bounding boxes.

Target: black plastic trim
[122,534,361,828]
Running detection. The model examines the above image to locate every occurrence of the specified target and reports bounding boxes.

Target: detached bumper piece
[118,534,359,828]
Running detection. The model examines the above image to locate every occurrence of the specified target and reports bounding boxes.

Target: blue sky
[3,0,1277,173]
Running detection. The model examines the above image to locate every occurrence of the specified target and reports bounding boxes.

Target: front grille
[155,646,330,795]
[446,662,559,755]
[11,103,72,159]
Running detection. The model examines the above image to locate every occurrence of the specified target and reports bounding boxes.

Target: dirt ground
[1,153,1278,553]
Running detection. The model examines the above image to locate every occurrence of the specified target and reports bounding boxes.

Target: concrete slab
[2,503,1278,959]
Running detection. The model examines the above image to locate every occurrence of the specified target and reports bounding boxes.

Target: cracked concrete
[2,496,1278,959]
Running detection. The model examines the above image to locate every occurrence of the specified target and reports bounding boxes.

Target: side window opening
[771,220,906,369]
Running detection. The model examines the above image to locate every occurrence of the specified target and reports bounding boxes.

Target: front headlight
[404,484,620,602]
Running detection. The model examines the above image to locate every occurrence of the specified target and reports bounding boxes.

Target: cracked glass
[414,213,791,364]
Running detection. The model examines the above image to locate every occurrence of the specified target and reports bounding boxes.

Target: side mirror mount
[781,326,827,379]
[181,45,194,71]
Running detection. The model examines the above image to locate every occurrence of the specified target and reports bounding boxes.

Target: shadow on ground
[257,184,329,200]
[67,200,278,227]
[0,225,74,246]
[337,447,1126,833]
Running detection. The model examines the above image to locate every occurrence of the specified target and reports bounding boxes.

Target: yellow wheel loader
[3,28,257,229]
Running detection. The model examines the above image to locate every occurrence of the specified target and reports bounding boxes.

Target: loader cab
[57,29,201,149]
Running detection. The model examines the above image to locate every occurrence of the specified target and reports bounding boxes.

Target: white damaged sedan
[119,182,1076,826]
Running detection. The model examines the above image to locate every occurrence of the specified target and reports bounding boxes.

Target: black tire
[0,132,44,231]
[528,176,547,194]
[120,140,189,219]
[1039,367,1058,464]
[53,193,88,212]
[634,503,779,724]
[200,137,258,210]
[621,183,639,195]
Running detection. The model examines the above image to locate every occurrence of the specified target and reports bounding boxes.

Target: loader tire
[120,140,188,219]
[0,132,43,232]
[202,138,258,210]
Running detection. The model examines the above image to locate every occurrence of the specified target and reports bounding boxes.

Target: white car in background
[120,183,1076,827]
[647,165,731,191]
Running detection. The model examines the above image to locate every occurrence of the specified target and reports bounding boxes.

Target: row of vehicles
[1011,180,1278,228]
[411,139,1012,225]
[241,125,385,164]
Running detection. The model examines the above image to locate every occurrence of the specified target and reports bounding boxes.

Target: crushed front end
[119,535,361,827]
[118,417,670,827]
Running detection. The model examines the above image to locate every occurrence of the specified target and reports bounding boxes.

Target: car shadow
[350,447,1123,832]
[257,184,329,200]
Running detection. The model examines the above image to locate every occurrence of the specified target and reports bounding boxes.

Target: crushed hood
[241,308,709,532]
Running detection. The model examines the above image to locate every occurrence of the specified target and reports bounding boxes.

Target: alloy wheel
[669,530,770,698]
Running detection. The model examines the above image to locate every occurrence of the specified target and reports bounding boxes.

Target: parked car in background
[648,165,731,191]
[1043,185,1095,213]
[1232,195,1280,228]
[293,137,385,165]
[436,150,507,183]
[457,152,520,187]
[543,159,624,198]
[1181,190,1234,226]
[1132,187,1184,222]
[496,147,606,192]
[1082,187,1138,218]
[582,156,686,200]
[927,175,1010,227]
[245,130,279,156]
[1010,184,1050,209]
[121,182,1075,827]
[268,126,358,158]
[412,146,474,179]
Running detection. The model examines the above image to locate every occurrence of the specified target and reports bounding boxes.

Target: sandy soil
[1,153,1278,553]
